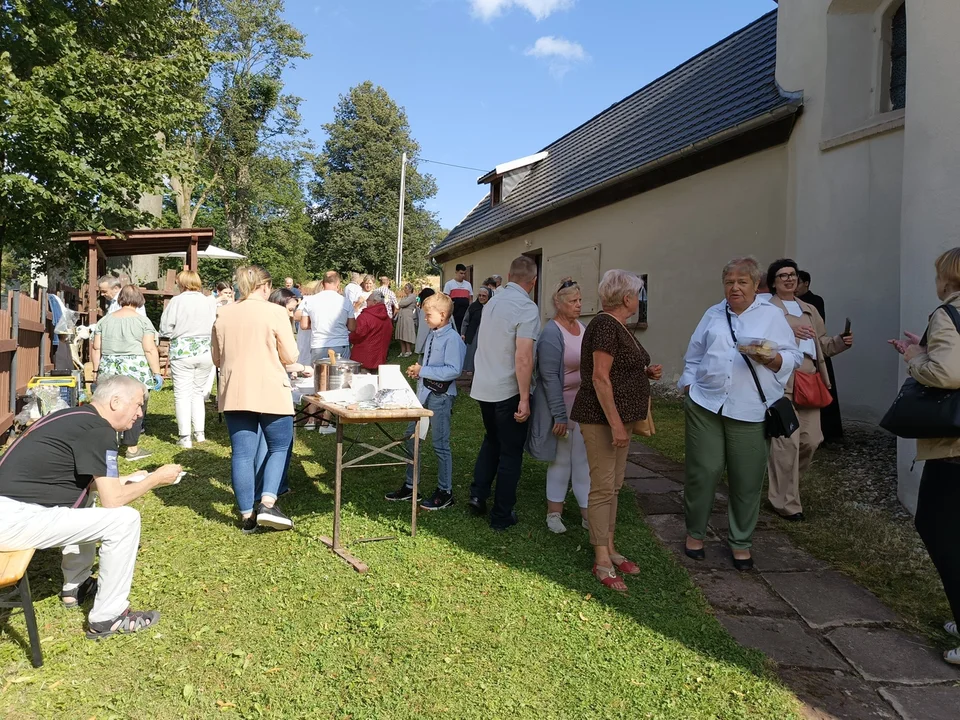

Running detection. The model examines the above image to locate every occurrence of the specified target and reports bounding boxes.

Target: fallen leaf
[584,593,592,601]
[578,612,588,622]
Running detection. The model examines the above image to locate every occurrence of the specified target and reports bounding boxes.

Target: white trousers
[170,352,214,437]
[0,497,141,622]
[545,422,591,508]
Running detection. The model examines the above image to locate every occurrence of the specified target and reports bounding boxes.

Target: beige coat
[769,296,849,396]
[212,295,299,415]
[908,291,960,461]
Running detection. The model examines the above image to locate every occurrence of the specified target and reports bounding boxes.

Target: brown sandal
[593,564,628,593]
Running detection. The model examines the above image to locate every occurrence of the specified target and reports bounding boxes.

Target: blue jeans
[225,412,294,515]
[255,431,293,497]
[405,392,454,493]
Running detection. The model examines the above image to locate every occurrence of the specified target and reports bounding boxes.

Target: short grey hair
[92,374,146,404]
[97,275,122,290]
[598,269,644,309]
[722,256,763,286]
[368,290,384,304]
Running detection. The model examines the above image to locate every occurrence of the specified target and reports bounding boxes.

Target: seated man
[0,375,181,639]
[349,290,394,371]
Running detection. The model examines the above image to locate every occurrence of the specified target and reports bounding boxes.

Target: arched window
[889,2,906,110]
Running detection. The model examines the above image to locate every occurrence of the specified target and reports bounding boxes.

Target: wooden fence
[0,289,57,435]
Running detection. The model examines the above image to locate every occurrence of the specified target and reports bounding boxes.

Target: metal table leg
[411,428,420,537]
[320,421,368,573]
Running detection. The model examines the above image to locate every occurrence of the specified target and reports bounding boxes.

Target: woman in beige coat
[891,247,960,665]
[212,265,299,534]
[766,259,852,521]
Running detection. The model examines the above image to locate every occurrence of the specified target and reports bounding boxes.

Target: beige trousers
[767,402,823,516]
[581,424,629,548]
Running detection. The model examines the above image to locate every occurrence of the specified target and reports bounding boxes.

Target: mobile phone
[174,471,187,485]
[843,318,851,337]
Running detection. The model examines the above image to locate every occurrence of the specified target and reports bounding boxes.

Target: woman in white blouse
[766,259,852,521]
[160,270,218,449]
[678,257,801,571]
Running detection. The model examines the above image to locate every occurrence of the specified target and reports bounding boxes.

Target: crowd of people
[2,248,959,669]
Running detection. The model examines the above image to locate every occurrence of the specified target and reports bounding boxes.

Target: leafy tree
[309,81,442,278]
[167,0,309,252]
[0,0,212,269]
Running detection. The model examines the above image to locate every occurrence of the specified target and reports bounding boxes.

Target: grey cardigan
[526,319,571,462]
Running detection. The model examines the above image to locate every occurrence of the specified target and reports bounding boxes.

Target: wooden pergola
[69,228,215,319]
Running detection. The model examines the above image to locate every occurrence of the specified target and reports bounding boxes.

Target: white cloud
[470,0,574,22]
[525,35,588,78]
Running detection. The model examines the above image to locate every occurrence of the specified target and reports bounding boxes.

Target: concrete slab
[765,571,900,629]
[623,476,683,495]
[635,491,683,515]
[695,569,795,617]
[660,469,687,484]
[717,615,849,670]
[633,455,685,474]
[777,669,897,720]
[750,532,828,572]
[879,685,960,720]
[624,461,661,479]
[644,513,687,543]
[826,627,960,685]
[628,440,658,455]
[666,542,736,572]
[708,511,775,533]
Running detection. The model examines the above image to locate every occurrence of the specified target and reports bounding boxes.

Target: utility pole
[395,152,407,286]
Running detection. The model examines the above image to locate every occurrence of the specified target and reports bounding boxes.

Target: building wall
[777,0,904,424]
[441,145,789,388]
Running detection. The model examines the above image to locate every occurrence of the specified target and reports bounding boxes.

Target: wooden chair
[0,549,42,667]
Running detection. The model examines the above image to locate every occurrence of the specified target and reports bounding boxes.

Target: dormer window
[478,151,548,208]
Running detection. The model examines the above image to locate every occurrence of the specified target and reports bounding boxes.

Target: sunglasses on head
[559,280,577,290]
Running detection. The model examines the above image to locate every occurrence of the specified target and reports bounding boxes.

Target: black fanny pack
[422,377,453,394]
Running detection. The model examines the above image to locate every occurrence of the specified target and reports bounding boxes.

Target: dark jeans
[915,459,960,624]
[121,393,148,448]
[224,412,294,515]
[470,395,526,527]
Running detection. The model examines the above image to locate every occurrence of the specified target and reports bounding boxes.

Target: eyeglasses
[559,280,577,290]
[775,272,798,281]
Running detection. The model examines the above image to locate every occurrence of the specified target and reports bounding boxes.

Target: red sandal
[611,555,641,576]
[593,564,628,593]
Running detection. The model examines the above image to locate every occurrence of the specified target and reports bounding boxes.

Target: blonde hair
[176,270,202,292]
[301,280,321,296]
[235,265,272,300]
[598,270,643,309]
[935,248,960,294]
[722,256,763,287]
[361,274,376,288]
[552,277,580,309]
[423,292,453,316]
[118,284,145,308]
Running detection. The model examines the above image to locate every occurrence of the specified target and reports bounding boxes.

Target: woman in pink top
[526,278,590,533]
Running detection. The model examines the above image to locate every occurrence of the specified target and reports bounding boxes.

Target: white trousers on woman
[170,352,214,437]
[0,497,141,623]
[545,422,591,508]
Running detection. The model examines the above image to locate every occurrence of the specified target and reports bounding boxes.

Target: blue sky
[281,0,776,230]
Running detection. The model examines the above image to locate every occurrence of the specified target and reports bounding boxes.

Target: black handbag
[725,306,799,439]
[880,304,960,439]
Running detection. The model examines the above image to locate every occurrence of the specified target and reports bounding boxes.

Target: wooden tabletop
[304,396,434,422]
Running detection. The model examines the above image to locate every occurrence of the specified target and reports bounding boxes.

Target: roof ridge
[534,9,780,156]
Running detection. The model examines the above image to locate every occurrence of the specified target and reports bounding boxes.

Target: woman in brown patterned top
[572,270,663,592]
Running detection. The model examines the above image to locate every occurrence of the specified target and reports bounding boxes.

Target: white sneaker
[946,620,959,638]
[318,425,337,435]
[546,512,567,534]
[177,436,193,449]
[194,432,205,444]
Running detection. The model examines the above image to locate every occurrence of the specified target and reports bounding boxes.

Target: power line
[419,157,485,172]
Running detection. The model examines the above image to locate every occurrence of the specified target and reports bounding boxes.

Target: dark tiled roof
[433,10,798,258]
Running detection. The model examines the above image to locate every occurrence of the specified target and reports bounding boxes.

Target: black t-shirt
[0,405,119,507]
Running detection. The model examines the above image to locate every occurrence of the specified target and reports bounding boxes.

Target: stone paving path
[626,441,960,720]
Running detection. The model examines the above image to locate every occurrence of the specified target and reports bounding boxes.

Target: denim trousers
[255,431,293,497]
[404,392,454,492]
[225,412,294,515]
[470,394,527,526]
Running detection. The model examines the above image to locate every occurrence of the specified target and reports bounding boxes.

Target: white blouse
[679,298,802,423]
[782,300,817,358]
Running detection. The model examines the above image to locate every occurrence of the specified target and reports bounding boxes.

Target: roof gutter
[432,97,802,261]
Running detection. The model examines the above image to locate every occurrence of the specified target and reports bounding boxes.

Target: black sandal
[732,555,754,572]
[86,608,160,640]
[60,576,97,610]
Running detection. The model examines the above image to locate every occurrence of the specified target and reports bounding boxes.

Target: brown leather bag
[632,398,656,437]
[792,370,832,409]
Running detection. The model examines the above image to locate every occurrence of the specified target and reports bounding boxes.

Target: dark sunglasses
[559,280,578,290]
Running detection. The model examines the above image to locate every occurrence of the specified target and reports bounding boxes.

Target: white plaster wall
[895,0,960,512]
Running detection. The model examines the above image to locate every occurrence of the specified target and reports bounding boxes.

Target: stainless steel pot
[314,358,361,393]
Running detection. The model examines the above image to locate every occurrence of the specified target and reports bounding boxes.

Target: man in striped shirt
[443,264,473,332]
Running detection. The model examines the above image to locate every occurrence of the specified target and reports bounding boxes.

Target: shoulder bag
[880,304,960,439]
[725,306,799,438]
[793,370,833,409]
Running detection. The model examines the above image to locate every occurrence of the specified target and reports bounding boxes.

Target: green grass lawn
[1,355,802,719]
[644,396,953,645]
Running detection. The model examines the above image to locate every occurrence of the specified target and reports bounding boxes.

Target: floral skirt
[170,336,211,360]
[99,354,153,386]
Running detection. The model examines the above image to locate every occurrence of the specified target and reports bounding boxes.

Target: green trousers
[683,395,769,550]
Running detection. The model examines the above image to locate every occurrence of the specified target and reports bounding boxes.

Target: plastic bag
[54,308,79,335]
